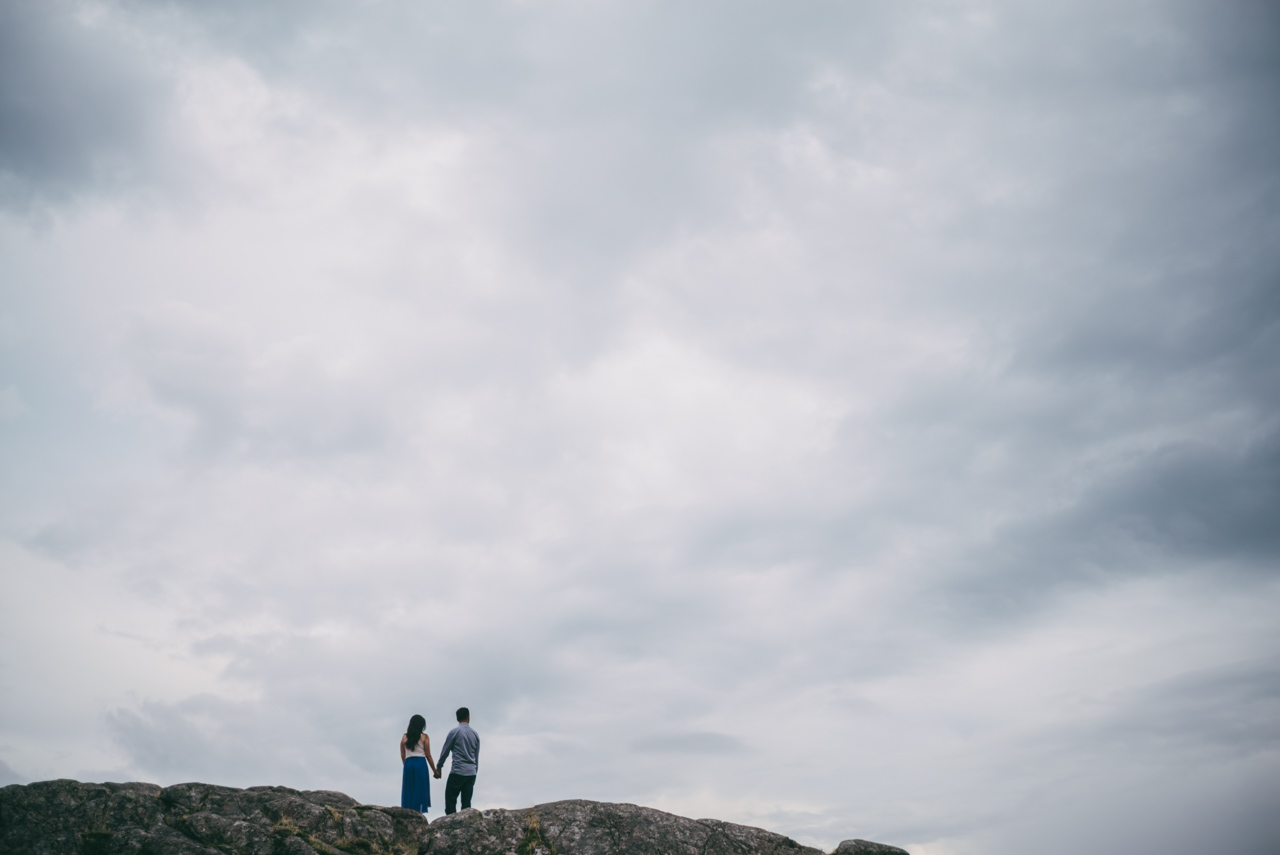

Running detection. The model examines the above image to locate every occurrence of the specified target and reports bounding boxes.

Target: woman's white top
[405,737,426,758]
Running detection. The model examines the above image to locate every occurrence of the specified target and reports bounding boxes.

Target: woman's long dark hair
[405,714,425,752]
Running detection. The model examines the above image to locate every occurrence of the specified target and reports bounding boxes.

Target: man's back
[438,722,480,776]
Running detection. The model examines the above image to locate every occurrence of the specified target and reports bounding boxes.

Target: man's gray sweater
[437,722,480,776]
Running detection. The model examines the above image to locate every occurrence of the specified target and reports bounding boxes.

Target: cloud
[1,2,1279,854]
[0,758,26,786]
[0,385,29,421]
[0,1,169,206]
[631,733,747,756]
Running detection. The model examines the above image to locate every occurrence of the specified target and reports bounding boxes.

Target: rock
[425,799,821,855]
[833,841,910,855]
[0,780,429,855]
[0,780,909,855]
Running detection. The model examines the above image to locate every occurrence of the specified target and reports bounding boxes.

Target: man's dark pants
[444,773,476,814]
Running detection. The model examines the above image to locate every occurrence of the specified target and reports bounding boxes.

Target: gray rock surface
[0,780,908,855]
[0,780,427,855]
[832,841,909,855]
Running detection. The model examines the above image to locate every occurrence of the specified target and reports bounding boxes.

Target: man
[435,707,480,814]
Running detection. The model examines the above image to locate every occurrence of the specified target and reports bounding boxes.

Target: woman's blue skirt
[401,756,430,812]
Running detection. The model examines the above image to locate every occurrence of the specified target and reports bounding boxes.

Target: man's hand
[434,770,442,779]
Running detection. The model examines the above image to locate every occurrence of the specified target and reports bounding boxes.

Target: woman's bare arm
[424,735,437,775]
[399,734,408,763]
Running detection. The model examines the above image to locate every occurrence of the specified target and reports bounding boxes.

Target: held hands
[434,769,442,779]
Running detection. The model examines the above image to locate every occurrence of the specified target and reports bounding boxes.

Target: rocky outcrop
[0,780,908,855]
[831,842,910,855]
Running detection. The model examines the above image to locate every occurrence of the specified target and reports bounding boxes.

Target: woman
[400,714,438,813]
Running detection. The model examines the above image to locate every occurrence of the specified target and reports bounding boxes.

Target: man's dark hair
[456,707,470,722]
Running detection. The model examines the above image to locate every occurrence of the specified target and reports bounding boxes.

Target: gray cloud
[0,1,168,206]
[631,732,746,756]
[0,758,26,786]
[2,2,1279,855]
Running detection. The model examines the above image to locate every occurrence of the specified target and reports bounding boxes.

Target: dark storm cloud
[936,253,1280,612]
[1084,435,1280,564]
[936,432,1280,626]
[0,2,166,205]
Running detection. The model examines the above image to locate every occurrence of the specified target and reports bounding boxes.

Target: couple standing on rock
[399,707,480,816]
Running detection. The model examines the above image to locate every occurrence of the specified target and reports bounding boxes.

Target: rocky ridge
[0,780,907,855]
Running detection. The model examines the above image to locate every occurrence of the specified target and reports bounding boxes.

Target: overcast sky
[1,1,1278,853]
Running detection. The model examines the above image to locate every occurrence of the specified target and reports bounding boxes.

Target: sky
[1,1,1278,853]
